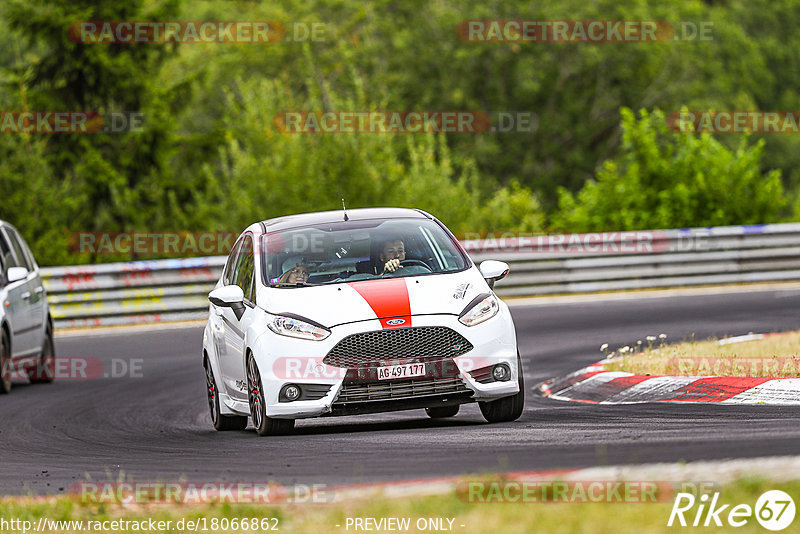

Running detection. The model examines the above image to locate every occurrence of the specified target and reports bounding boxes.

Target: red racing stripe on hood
[348,278,412,329]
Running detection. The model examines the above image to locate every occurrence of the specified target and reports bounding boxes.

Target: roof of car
[256,207,431,233]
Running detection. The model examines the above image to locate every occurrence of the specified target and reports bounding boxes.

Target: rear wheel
[29,326,55,384]
[0,330,11,394]
[478,353,525,423]
[247,353,294,436]
[425,405,460,418]
[205,359,247,431]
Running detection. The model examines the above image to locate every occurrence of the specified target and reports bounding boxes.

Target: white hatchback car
[0,220,54,394]
[202,208,524,435]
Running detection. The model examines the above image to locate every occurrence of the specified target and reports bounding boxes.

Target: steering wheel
[382,259,433,276]
[401,259,432,270]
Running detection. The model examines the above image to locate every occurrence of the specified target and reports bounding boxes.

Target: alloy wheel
[247,356,264,430]
[206,364,219,426]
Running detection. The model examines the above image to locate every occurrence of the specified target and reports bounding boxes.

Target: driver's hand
[383,259,402,273]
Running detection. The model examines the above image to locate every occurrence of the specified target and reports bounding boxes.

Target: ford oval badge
[386,319,406,325]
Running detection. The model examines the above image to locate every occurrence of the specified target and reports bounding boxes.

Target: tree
[3,0,197,258]
[553,108,785,231]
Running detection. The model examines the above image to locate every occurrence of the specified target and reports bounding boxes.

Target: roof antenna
[341,198,349,221]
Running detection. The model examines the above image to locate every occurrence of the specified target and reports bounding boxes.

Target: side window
[223,238,243,286]
[20,236,38,271]
[3,229,31,271]
[15,230,38,271]
[0,231,12,273]
[233,235,255,303]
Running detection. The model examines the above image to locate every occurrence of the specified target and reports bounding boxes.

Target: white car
[202,208,524,435]
[0,220,54,394]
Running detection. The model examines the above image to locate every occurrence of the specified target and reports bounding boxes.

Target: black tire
[247,353,294,436]
[29,326,55,384]
[205,359,247,431]
[1,329,11,394]
[478,353,525,423]
[425,405,460,418]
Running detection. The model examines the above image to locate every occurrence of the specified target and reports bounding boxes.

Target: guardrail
[41,223,800,328]
[468,223,800,297]
[42,257,226,328]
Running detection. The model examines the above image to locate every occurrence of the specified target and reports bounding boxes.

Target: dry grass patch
[605,332,800,377]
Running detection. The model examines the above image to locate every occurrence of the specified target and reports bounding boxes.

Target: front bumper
[250,310,520,419]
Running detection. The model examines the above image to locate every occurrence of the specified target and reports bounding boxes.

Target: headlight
[458,294,499,326]
[268,316,330,341]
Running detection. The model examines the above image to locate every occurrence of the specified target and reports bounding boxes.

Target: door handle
[21,292,31,300]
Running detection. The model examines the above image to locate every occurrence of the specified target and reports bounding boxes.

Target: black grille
[469,365,495,384]
[334,377,472,404]
[323,326,473,368]
[300,384,333,400]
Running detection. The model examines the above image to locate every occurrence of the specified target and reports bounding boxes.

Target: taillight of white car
[458,294,499,327]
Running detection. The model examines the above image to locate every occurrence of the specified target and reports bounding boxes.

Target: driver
[379,239,405,274]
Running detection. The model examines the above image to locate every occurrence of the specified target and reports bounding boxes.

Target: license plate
[377,362,426,380]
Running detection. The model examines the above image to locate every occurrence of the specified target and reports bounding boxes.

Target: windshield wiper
[269,281,317,288]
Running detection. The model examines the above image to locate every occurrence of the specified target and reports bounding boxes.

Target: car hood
[257,268,489,328]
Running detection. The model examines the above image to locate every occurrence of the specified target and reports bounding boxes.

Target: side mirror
[209,285,246,320]
[479,260,509,289]
[6,266,28,284]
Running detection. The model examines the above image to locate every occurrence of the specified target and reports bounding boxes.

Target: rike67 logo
[668,490,795,530]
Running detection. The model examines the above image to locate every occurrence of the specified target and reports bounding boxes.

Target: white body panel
[202,210,522,422]
[0,222,49,374]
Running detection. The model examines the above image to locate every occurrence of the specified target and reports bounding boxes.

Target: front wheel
[29,326,55,383]
[478,353,525,423]
[247,353,294,436]
[206,359,247,431]
[1,330,11,394]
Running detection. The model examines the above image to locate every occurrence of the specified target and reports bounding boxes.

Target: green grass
[2,478,799,533]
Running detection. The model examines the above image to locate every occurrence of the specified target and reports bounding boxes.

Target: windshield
[261,218,468,286]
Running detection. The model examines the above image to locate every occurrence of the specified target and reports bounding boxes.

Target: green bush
[553,108,785,232]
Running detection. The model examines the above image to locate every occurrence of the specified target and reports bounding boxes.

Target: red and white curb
[539,361,800,405]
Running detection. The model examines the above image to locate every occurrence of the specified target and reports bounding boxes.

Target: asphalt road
[2,287,800,495]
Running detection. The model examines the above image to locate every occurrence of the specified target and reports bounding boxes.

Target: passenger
[279,256,310,284]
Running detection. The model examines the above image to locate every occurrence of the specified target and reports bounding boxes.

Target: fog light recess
[280,384,301,402]
[492,364,511,382]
